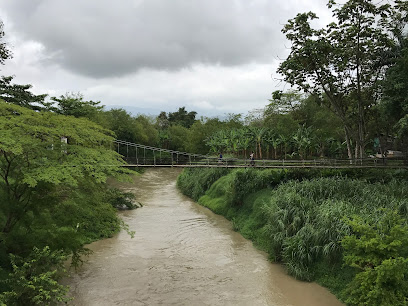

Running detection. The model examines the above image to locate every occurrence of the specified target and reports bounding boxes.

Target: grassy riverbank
[177,168,408,304]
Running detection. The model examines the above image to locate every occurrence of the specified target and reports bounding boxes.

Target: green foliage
[167,125,190,151]
[278,0,406,158]
[50,92,104,120]
[206,97,347,159]
[100,108,159,145]
[178,167,408,303]
[177,168,230,201]
[105,187,139,209]
[167,107,197,128]
[0,21,12,65]
[0,76,48,111]
[0,102,127,236]
[267,90,303,115]
[0,102,134,302]
[199,181,272,251]
[186,119,224,154]
[341,211,408,306]
[230,169,284,205]
[0,246,70,305]
[381,35,408,141]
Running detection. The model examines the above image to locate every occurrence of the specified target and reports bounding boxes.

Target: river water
[65,168,342,306]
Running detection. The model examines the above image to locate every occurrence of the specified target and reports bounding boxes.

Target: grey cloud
[2,0,310,78]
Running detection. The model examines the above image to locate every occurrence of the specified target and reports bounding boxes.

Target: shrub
[0,247,70,305]
[341,210,408,306]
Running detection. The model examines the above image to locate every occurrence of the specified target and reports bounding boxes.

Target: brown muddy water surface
[64,168,342,306]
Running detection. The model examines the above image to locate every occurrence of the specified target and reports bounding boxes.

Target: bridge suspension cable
[113,140,407,169]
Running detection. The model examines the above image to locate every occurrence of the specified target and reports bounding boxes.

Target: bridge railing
[113,140,407,168]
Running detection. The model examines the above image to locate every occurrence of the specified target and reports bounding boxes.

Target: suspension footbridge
[113,140,407,169]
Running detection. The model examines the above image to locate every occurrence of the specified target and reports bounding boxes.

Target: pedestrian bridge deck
[114,140,407,169]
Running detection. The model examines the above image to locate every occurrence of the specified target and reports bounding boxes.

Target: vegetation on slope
[177,168,408,304]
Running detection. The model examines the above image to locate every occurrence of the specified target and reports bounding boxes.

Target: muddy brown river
[64,168,342,305]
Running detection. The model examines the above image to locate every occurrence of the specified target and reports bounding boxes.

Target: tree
[50,92,104,120]
[0,76,48,111]
[0,101,127,246]
[264,131,282,159]
[100,108,159,146]
[0,101,132,303]
[292,125,316,159]
[187,119,220,154]
[133,115,159,146]
[168,125,190,152]
[156,111,170,130]
[168,107,197,128]
[101,108,139,143]
[267,90,303,115]
[294,95,345,157]
[278,0,406,159]
[0,21,12,66]
[380,35,408,149]
[249,127,266,159]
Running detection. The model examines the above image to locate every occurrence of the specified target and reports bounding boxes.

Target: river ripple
[64,168,342,306]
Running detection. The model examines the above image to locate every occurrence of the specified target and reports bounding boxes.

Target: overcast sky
[0,0,332,117]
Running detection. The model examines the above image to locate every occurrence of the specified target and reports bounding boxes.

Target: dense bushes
[177,168,408,303]
[341,211,408,305]
[0,247,70,305]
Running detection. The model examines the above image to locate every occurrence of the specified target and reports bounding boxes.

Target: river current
[64,168,342,306]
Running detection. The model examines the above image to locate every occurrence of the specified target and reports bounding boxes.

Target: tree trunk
[344,127,353,161]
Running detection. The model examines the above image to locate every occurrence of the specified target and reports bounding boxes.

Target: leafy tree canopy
[267,90,304,115]
[168,107,197,128]
[0,76,48,111]
[0,21,12,66]
[50,92,104,119]
[0,101,128,239]
[381,36,408,139]
[278,0,407,158]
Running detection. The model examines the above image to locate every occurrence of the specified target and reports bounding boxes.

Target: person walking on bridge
[250,151,255,166]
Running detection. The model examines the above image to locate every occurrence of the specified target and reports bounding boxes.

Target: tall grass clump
[262,177,408,283]
[230,169,285,205]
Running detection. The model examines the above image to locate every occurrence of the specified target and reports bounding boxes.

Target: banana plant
[265,130,282,159]
[249,127,267,159]
[292,125,316,159]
